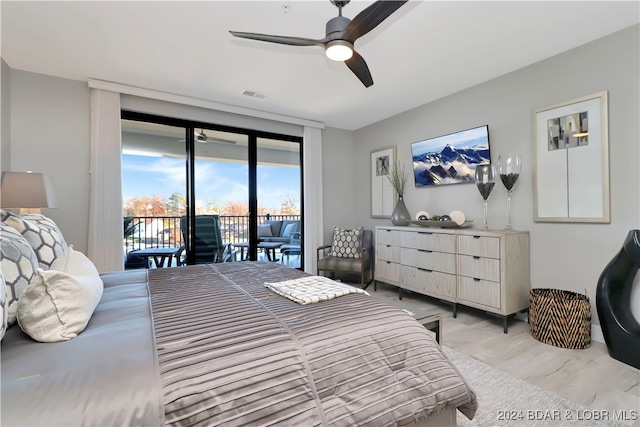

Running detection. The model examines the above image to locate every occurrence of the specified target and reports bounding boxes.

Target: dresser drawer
[458,235,500,259]
[375,259,400,284]
[377,244,400,263]
[401,248,456,274]
[457,276,501,309]
[402,231,455,253]
[458,254,500,282]
[377,228,401,246]
[400,266,456,298]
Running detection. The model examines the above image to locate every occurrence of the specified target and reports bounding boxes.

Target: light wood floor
[368,281,640,426]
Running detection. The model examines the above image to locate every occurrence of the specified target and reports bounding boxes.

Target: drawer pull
[418,232,433,235]
[473,235,481,239]
[473,256,480,260]
[386,261,391,264]
[418,268,433,273]
[474,278,481,282]
[386,245,391,247]
[418,249,433,253]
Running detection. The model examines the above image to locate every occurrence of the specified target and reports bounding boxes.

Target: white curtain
[88,89,124,272]
[303,126,323,274]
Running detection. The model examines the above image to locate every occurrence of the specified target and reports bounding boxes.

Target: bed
[1,260,477,426]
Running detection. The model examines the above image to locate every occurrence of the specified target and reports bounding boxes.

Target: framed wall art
[371,145,396,218]
[411,125,491,187]
[533,91,610,223]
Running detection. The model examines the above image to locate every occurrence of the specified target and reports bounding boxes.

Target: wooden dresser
[375,225,530,332]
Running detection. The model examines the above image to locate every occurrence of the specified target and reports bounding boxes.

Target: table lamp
[0,171,58,214]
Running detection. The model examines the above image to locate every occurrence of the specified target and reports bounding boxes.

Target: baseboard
[592,324,604,343]
[514,312,605,343]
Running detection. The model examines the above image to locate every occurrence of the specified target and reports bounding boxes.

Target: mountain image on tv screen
[411,125,491,187]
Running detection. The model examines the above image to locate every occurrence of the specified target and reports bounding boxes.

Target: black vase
[596,230,640,369]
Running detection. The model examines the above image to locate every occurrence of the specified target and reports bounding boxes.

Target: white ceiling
[2,1,638,131]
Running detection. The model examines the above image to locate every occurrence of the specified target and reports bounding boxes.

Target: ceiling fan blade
[205,137,237,145]
[229,31,324,47]
[342,0,408,42]
[345,51,373,87]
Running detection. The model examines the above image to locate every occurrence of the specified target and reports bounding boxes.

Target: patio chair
[280,231,301,265]
[180,215,234,264]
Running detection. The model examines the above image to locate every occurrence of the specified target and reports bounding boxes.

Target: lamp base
[19,208,42,215]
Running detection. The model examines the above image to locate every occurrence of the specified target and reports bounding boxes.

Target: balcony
[124,214,301,267]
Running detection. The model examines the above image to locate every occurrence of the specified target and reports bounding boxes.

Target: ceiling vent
[242,90,268,99]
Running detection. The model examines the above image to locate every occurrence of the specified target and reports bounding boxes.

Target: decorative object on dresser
[497,153,521,230]
[596,229,640,369]
[474,164,497,229]
[370,145,396,218]
[533,91,610,223]
[387,159,411,226]
[411,210,472,228]
[529,288,591,349]
[317,227,374,289]
[374,225,530,333]
[411,125,491,187]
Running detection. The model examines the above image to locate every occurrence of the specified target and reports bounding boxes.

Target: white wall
[321,126,357,244]
[350,25,640,327]
[8,70,90,253]
[1,59,10,171]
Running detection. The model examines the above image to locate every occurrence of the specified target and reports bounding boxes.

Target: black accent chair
[317,229,373,289]
[596,230,640,369]
[180,215,234,264]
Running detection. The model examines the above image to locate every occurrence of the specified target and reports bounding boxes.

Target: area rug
[444,347,630,427]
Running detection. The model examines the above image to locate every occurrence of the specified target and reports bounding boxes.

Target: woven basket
[529,288,591,349]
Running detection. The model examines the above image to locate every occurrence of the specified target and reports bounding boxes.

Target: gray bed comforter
[1,262,477,426]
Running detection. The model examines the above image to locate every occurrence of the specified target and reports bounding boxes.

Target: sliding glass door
[120,112,302,268]
[256,137,302,268]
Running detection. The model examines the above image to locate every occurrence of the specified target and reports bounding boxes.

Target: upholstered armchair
[317,227,373,289]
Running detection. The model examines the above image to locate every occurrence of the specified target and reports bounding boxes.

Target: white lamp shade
[1,172,58,209]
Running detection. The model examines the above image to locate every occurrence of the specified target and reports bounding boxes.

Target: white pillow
[282,223,296,239]
[258,223,273,237]
[17,246,103,342]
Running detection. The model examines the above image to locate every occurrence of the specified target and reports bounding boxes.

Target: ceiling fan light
[326,40,353,61]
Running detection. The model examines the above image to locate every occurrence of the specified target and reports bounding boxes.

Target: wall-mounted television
[411,125,491,187]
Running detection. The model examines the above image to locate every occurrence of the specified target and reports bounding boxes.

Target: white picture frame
[533,91,610,223]
[371,145,396,218]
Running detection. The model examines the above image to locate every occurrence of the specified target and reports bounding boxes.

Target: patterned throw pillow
[329,226,363,258]
[0,272,8,340]
[2,212,68,269]
[0,224,39,325]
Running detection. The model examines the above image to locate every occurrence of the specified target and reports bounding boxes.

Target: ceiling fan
[229,0,408,88]
[179,129,237,144]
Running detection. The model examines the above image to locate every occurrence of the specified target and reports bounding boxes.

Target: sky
[411,125,490,154]
[122,154,300,210]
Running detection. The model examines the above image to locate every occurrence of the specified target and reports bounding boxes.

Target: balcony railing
[124,214,301,253]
